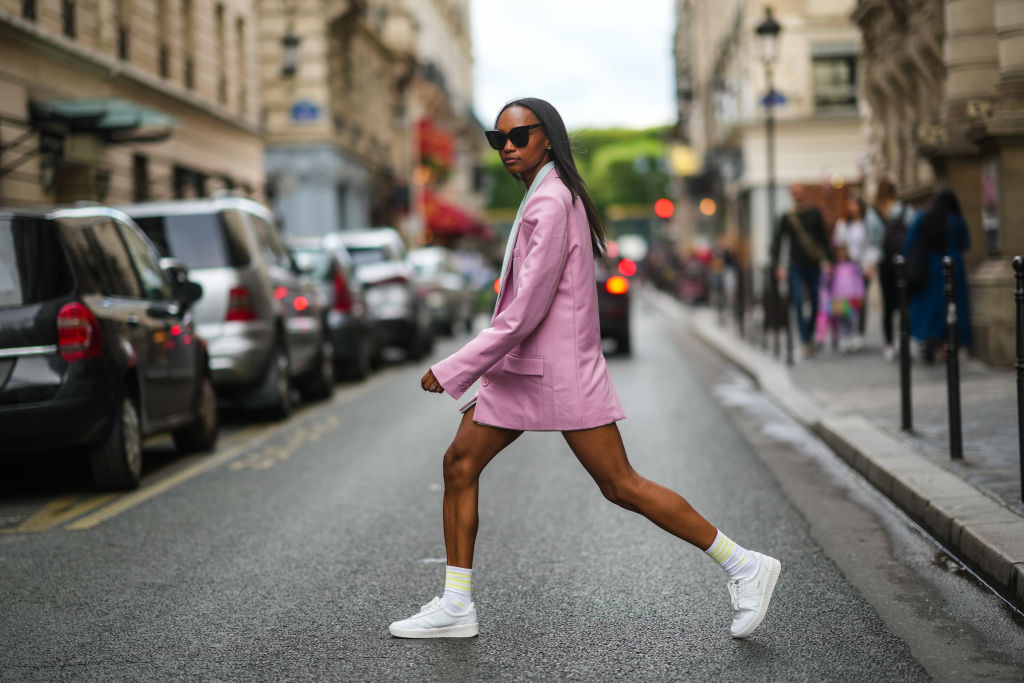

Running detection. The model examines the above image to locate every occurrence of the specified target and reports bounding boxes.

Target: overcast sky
[469,1,676,131]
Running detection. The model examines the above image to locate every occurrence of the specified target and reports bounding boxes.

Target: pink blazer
[431,169,625,431]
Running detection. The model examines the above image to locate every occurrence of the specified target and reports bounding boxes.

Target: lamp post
[756,6,784,360]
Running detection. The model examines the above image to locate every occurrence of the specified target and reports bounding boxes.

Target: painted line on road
[0,493,120,534]
[65,423,269,530]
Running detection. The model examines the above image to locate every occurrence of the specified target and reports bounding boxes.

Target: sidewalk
[679,297,1024,611]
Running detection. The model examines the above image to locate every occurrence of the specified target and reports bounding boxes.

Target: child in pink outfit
[830,243,865,352]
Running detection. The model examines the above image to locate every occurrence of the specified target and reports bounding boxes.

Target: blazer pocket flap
[503,353,544,376]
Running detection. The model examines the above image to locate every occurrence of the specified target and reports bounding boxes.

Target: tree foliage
[481,126,672,217]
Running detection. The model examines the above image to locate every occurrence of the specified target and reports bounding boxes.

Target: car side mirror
[180,280,204,308]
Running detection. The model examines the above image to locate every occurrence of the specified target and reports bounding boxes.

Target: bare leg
[562,423,717,550]
[442,406,522,568]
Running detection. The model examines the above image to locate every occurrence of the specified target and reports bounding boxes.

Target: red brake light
[57,302,102,362]
[333,270,353,313]
[618,258,637,277]
[274,286,288,300]
[606,276,629,295]
[227,287,258,321]
[493,277,501,294]
[293,295,309,312]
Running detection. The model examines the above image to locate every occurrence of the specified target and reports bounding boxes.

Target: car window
[291,248,332,281]
[0,216,74,308]
[347,246,389,266]
[87,220,142,298]
[249,213,292,270]
[133,212,251,269]
[116,220,174,301]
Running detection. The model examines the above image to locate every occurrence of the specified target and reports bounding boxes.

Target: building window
[115,0,130,60]
[132,154,150,202]
[22,0,36,21]
[173,165,206,199]
[157,0,169,77]
[812,49,858,112]
[182,0,194,90]
[216,4,227,104]
[62,0,76,38]
[236,17,247,114]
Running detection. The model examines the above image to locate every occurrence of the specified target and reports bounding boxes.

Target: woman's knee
[595,473,645,510]
[442,442,482,489]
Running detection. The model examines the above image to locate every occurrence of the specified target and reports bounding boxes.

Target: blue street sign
[290,99,321,122]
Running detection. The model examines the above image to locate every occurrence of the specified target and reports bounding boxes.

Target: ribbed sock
[705,530,757,581]
[442,565,472,614]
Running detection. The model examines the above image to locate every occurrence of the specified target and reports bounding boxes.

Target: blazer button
[481,377,490,387]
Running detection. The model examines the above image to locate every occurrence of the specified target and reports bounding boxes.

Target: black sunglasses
[485,124,544,150]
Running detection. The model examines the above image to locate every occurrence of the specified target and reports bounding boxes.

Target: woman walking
[903,187,972,363]
[388,98,781,640]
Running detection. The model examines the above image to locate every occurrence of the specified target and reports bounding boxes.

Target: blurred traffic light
[654,198,675,219]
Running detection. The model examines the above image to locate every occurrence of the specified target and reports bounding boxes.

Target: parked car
[595,256,632,356]
[407,246,475,336]
[286,234,378,380]
[120,196,333,419]
[334,228,433,360]
[0,205,218,490]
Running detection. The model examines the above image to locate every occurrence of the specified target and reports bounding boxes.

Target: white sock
[705,531,758,581]
[442,565,472,614]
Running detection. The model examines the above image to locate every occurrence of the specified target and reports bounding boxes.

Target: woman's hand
[421,368,444,394]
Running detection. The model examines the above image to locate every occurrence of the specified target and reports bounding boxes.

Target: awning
[30,98,178,143]
[422,188,493,240]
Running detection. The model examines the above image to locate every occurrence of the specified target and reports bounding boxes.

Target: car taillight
[605,276,629,295]
[57,302,102,362]
[333,270,353,313]
[226,286,258,321]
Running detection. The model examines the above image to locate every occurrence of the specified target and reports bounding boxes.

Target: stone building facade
[854,0,1024,364]
[676,0,866,291]
[260,0,485,243]
[0,0,264,207]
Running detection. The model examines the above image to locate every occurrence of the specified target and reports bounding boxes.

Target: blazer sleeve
[430,192,570,399]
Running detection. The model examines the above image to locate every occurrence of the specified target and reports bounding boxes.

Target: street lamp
[755,6,786,361]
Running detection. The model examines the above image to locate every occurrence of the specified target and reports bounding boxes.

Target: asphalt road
[1,288,1022,681]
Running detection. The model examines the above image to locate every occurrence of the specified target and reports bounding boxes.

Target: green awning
[30,98,177,142]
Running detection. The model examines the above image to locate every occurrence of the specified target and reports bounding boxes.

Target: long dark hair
[918,187,963,251]
[496,97,607,255]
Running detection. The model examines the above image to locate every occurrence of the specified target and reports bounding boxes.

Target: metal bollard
[1013,256,1024,503]
[895,255,912,431]
[943,256,963,459]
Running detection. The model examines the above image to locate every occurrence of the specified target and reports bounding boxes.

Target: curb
[680,302,1024,610]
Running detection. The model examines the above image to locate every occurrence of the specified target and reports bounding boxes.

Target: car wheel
[172,375,219,454]
[89,394,143,491]
[300,337,335,401]
[346,335,373,380]
[263,344,293,420]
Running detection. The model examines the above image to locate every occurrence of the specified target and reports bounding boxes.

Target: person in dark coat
[903,187,972,362]
[770,184,832,356]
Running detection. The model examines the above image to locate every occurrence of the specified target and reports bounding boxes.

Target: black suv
[0,206,218,490]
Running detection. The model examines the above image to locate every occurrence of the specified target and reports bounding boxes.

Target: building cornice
[0,11,262,137]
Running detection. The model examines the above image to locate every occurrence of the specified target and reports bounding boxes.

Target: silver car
[407,246,475,336]
[120,196,333,418]
[335,228,433,360]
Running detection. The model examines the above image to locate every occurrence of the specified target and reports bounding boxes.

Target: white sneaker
[883,345,896,362]
[727,551,781,638]
[388,597,479,638]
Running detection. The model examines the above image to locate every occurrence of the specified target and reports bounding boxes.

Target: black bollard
[1014,256,1024,503]
[943,256,963,459]
[895,255,912,431]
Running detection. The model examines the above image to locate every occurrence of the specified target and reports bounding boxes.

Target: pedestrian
[833,197,871,351]
[903,187,972,363]
[770,184,832,357]
[388,98,781,640]
[828,239,866,353]
[865,179,913,361]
